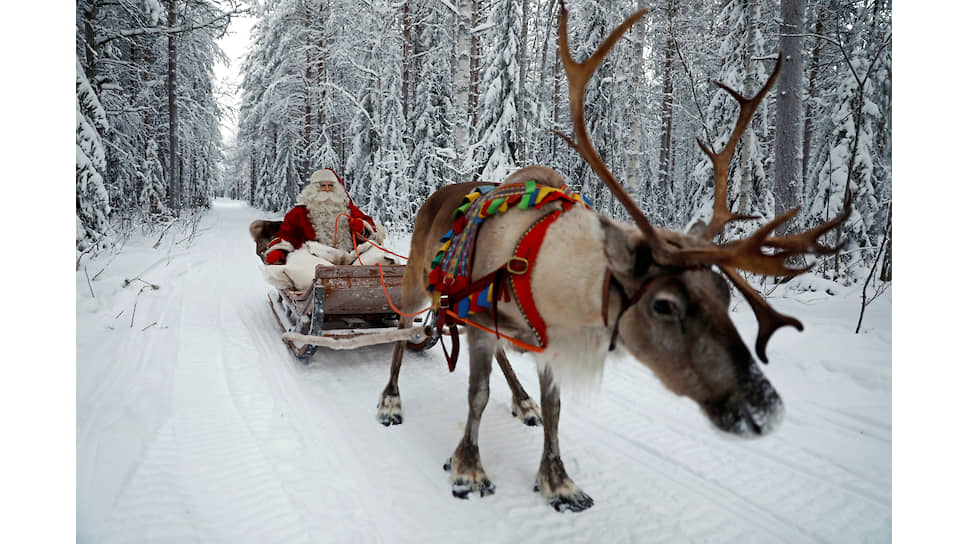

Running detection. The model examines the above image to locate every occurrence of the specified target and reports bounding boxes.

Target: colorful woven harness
[428,181,587,371]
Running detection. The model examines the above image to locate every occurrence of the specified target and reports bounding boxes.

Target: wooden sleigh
[267,264,439,360]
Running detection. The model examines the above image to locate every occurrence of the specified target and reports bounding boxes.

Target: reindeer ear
[686,220,707,237]
[600,217,652,278]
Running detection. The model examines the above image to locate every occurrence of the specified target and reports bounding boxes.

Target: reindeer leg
[495,348,542,427]
[444,328,497,499]
[378,265,427,426]
[377,316,413,426]
[533,361,593,512]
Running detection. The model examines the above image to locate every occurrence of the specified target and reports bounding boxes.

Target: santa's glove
[266,249,287,265]
[349,218,366,235]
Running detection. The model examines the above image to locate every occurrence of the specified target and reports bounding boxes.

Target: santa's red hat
[309,168,345,186]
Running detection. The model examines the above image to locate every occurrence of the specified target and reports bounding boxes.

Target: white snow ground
[76,198,891,543]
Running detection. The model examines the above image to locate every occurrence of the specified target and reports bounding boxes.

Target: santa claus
[262,168,396,291]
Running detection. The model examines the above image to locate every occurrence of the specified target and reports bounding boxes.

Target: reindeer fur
[378,165,785,512]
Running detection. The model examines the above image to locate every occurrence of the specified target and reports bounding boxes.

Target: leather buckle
[439,295,451,309]
[507,256,529,275]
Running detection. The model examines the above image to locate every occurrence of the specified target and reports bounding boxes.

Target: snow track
[77,200,891,542]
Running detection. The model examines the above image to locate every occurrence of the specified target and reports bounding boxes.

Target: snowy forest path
[76,200,891,543]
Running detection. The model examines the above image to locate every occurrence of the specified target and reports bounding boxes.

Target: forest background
[76,0,892,286]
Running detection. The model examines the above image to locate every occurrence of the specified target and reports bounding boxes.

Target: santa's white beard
[298,183,356,252]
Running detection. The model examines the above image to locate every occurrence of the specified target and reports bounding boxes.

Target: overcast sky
[215,13,256,145]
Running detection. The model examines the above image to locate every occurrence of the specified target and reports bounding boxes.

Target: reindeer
[377,5,849,512]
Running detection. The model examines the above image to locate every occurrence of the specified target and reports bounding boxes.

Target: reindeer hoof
[511,397,543,427]
[549,491,594,513]
[534,473,594,513]
[447,455,495,499]
[451,477,495,499]
[377,394,402,426]
[378,413,402,426]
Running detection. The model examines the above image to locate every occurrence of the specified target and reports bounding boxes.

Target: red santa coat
[267,203,374,255]
[265,173,376,263]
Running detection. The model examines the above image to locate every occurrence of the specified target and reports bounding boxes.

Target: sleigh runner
[267,263,440,360]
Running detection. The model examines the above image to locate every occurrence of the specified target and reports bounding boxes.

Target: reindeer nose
[704,370,783,438]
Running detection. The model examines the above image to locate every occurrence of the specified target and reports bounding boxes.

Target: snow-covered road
[76,199,891,542]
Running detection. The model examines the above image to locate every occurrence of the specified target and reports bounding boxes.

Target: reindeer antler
[696,61,782,240]
[686,57,852,277]
[556,5,852,363]
[554,4,656,241]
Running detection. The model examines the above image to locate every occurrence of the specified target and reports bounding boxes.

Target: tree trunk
[317,1,327,149]
[537,0,559,161]
[625,0,648,204]
[517,0,530,163]
[167,0,179,213]
[249,155,256,204]
[774,0,805,235]
[401,0,412,124]
[455,0,472,155]
[737,0,755,216]
[178,155,184,211]
[802,13,822,189]
[657,1,677,221]
[879,233,892,281]
[552,31,561,162]
[468,0,481,129]
[303,1,312,180]
[82,1,99,83]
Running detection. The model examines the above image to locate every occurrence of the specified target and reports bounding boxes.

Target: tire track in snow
[78,247,193,539]
[564,356,890,542]
[210,204,382,541]
[225,309,383,541]
[798,400,891,444]
[560,410,823,543]
[599,355,891,504]
[98,207,317,542]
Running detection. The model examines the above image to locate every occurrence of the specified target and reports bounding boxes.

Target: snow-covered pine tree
[554,1,612,208]
[639,0,717,228]
[237,13,272,206]
[269,140,302,212]
[304,0,341,175]
[806,41,880,283]
[688,0,776,239]
[621,0,652,220]
[174,0,227,208]
[76,0,231,245]
[804,0,891,284]
[410,2,458,200]
[253,0,311,210]
[334,0,411,227]
[468,0,524,183]
[374,81,412,229]
[523,0,563,177]
[138,139,169,218]
[76,57,112,252]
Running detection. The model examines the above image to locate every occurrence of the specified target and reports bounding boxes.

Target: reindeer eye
[652,298,676,316]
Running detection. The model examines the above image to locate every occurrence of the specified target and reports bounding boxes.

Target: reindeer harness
[428,181,588,371]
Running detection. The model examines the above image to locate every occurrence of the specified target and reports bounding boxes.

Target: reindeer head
[557,6,849,437]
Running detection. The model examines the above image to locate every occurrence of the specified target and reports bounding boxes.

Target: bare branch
[95,8,246,48]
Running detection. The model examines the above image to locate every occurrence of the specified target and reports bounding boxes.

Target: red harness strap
[436,209,563,371]
[506,209,561,349]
